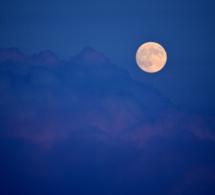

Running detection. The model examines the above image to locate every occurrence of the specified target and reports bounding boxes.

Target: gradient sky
[1,0,215,194]
[1,0,215,111]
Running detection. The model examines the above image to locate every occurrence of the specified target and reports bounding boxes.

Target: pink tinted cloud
[1,47,215,150]
[7,109,72,150]
[9,98,215,150]
[122,108,215,147]
[185,113,215,141]
[185,164,215,186]
[0,48,59,66]
[71,47,109,66]
[0,47,26,64]
[170,164,215,194]
[28,50,59,66]
[91,93,145,135]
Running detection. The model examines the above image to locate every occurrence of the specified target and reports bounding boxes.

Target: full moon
[136,42,167,73]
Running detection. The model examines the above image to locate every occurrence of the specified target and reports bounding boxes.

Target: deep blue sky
[1,0,215,111]
[1,0,215,194]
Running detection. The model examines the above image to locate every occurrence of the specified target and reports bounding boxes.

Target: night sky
[1,0,215,194]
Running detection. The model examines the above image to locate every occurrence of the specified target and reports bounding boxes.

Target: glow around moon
[136,42,167,73]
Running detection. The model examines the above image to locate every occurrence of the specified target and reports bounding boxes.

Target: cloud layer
[0,47,215,194]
